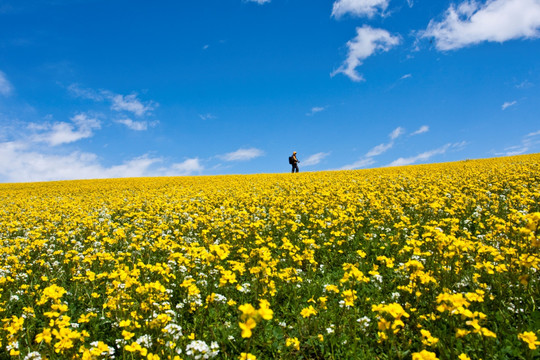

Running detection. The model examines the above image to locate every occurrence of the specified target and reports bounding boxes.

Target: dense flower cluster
[0,154,539,359]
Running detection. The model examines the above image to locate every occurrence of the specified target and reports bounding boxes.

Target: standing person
[290,151,299,173]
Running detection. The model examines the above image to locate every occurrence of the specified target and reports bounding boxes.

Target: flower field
[1,154,539,360]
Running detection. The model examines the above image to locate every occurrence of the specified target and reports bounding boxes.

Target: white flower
[24,352,42,360]
[357,316,371,331]
[185,340,219,359]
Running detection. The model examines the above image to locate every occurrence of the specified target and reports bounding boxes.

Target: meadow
[0,154,539,360]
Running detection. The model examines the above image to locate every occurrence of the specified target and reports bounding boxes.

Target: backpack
[288,156,294,164]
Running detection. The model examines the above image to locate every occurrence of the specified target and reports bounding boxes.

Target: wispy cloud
[110,94,154,117]
[502,101,517,110]
[411,125,429,135]
[116,118,158,131]
[30,113,101,146]
[388,142,465,166]
[303,152,331,166]
[422,0,540,51]
[67,83,104,101]
[245,0,270,4]
[332,25,400,82]
[340,157,376,170]
[390,126,405,140]
[516,80,533,89]
[219,148,264,161]
[496,130,540,156]
[400,73,412,80]
[306,106,326,116]
[341,126,405,169]
[0,70,13,96]
[366,142,393,157]
[68,84,156,117]
[332,0,390,18]
[199,113,217,121]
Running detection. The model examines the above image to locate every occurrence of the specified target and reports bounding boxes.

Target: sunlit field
[1,154,539,360]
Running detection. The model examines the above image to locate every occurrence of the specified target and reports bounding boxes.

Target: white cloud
[390,126,405,140]
[387,142,467,166]
[306,106,326,116]
[366,142,393,157]
[340,127,404,169]
[0,71,13,96]
[245,0,271,4]
[422,0,540,51]
[111,94,154,117]
[168,158,204,175]
[0,140,204,183]
[332,0,390,18]
[341,127,405,169]
[219,148,264,161]
[68,84,156,117]
[516,80,533,89]
[497,130,540,156]
[116,118,158,131]
[31,113,101,146]
[332,25,400,82]
[502,100,517,110]
[303,152,331,166]
[67,83,104,101]
[340,157,376,170]
[199,113,217,121]
[407,0,414,7]
[400,73,412,80]
[411,125,429,135]
[366,127,404,156]
[388,144,451,166]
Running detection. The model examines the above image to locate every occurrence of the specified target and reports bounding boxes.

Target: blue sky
[0,0,539,182]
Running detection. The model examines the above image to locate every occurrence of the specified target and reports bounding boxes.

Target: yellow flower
[124,341,141,352]
[90,342,110,356]
[258,300,273,320]
[122,330,135,340]
[286,337,300,351]
[35,328,53,344]
[324,284,340,293]
[300,305,317,318]
[342,289,357,306]
[518,331,540,350]
[412,350,439,360]
[458,354,471,360]
[125,342,148,356]
[40,284,67,302]
[420,329,439,346]
[78,313,96,323]
[239,304,257,319]
[239,318,257,338]
[239,353,257,360]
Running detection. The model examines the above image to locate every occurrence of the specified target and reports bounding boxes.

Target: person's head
[293,151,297,155]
